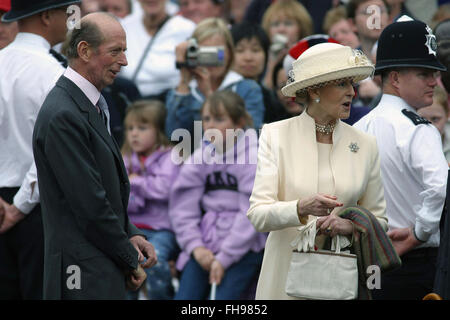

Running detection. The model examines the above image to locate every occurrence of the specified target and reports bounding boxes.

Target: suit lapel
[56,76,127,180]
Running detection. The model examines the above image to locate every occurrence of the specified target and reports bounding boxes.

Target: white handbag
[285,218,358,300]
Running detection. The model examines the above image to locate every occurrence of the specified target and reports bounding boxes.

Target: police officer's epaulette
[401,109,431,126]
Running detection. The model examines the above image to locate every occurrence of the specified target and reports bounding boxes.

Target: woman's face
[233,37,266,80]
[199,33,230,80]
[268,13,300,48]
[276,68,303,115]
[311,79,355,121]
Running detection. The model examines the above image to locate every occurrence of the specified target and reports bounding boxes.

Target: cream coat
[247,110,388,299]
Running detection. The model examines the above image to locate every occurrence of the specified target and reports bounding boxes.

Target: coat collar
[55,76,125,178]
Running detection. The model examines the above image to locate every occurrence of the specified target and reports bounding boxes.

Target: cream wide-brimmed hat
[281,42,375,97]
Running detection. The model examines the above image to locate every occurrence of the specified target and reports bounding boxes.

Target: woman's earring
[314,97,320,104]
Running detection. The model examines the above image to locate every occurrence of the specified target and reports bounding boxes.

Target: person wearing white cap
[354,16,448,300]
[247,42,389,299]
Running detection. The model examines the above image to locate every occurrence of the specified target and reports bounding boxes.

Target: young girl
[169,90,267,300]
[121,99,180,299]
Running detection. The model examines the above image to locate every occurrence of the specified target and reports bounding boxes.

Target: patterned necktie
[49,49,68,68]
[96,95,111,135]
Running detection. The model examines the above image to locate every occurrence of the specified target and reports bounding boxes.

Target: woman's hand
[317,214,354,237]
[209,259,225,285]
[193,246,215,271]
[175,41,193,94]
[297,193,343,219]
[191,67,213,98]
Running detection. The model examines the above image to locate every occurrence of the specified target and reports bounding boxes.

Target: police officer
[354,16,449,300]
[0,0,80,299]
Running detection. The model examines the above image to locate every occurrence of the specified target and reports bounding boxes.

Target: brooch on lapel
[348,142,359,153]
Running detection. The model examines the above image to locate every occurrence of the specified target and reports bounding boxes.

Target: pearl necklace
[315,123,335,135]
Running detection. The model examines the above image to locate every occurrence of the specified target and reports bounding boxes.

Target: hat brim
[374,58,447,74]
[1,0,81,22]
[281,66,375,97]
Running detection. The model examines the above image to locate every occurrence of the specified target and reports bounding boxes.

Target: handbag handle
[291,218,345,253]
[331,235,342,254]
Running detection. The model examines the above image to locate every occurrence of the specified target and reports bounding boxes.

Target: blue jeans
[174,251,264,300]
[130,229,179,300]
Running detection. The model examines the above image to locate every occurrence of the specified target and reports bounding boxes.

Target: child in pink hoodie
[169,91,266,300]
[122,100,180,299]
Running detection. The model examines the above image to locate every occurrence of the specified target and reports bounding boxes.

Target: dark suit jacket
[33,76,144,300]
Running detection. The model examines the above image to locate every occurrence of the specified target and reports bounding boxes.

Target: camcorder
[270,33,288,55]
[176,38,225,69]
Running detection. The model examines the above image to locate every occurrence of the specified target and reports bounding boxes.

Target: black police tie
[49,49,68,68]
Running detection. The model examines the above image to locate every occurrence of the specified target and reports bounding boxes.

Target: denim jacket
[165,71,265,140]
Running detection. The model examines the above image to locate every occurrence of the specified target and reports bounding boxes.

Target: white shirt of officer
[354,92,448,248]
[0,32,65,214]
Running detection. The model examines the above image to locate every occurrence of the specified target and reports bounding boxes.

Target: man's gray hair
[65,19,105,61]
[66,11,120,60]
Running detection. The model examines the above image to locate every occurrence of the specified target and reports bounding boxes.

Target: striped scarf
[339,206,402,300]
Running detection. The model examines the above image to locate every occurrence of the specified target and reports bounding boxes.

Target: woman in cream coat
[247,42,388,299]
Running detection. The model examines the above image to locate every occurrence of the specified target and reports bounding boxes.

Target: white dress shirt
[0,33,65,214]
[120,14,195,96]
[63,66,110,134]
[354,94,448,247]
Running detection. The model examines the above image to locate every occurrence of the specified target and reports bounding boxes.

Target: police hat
[1,0,81,22]
[375,15,446,74]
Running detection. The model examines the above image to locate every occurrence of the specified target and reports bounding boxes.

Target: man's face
[179,0,222,24]
[352,0,388,41]
[396,68,439,110]
[86,22,128,90]
[0,12,18,49]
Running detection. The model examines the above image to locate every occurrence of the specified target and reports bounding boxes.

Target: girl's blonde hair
[192,17,235,72]
[262,0,314,41]
[433,85,449,116]
[201,90,253,128]
[121,99,170,156]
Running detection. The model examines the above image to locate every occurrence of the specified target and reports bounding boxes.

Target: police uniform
[0,0,80,299]
[354,16,449,300]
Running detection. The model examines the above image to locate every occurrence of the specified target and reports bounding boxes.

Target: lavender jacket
[169,130,267,271]
[124,147,180,231]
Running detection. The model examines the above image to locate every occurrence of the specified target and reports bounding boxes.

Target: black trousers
[371,247,438,300]
[0,187,44,300]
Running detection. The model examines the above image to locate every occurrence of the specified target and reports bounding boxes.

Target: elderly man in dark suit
[32,12,157,300]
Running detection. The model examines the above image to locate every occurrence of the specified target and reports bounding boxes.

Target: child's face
[126,119,158,156]
[202,102,241,148]
[417,102,447,137]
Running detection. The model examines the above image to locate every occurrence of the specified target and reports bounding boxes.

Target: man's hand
[193,247,214,271]
[0,200,26,234]
[126,264,147,291]
[387,227,422,257]
[130,235,157,268]
[209,259,225,285]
